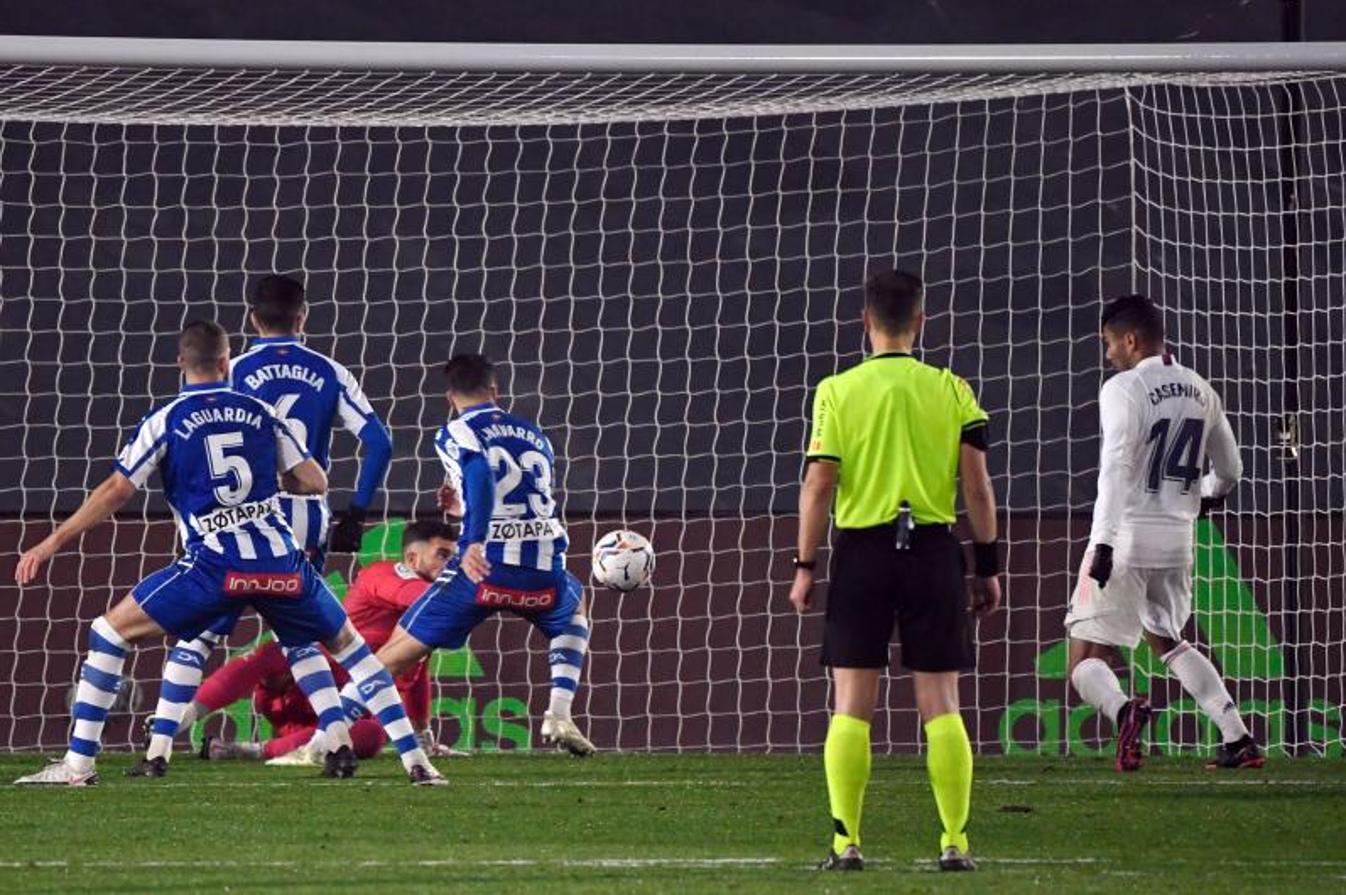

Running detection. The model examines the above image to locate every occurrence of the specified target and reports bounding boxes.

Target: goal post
[0,39,1342,757]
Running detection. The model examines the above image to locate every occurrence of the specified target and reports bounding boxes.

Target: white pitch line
[5,856,1345,872]
[29,776,1337,790]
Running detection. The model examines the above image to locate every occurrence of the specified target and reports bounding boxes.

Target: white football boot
[541,712,596,757]
[14,759,98,786]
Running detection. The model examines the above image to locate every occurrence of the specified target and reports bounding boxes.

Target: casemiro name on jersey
[1148,381,1208,407]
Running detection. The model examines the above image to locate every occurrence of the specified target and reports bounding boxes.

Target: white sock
[1162,641,1250,744]
[1070,657,1129,726]
[547,613,590,721]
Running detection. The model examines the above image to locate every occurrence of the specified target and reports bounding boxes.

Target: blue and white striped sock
[64,617,128,773]
[284,644,352,751]
[338,680,367,722]
[547,613,590,721]
[146,630,222,761]
[332,636,427,771]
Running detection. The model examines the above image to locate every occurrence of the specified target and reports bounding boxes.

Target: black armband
[960,421,989,452]
[792,556,817,571]
[972,541,1000,577]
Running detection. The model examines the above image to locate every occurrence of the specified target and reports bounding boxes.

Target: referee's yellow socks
[924,712,973,853]
[824,713,871,854]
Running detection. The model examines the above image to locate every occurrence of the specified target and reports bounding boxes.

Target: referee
[790,269,1002,873]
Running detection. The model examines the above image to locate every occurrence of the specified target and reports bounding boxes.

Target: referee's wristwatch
[792,556,817,571]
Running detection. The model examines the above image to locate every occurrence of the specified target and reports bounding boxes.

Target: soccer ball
[591,530,655,592]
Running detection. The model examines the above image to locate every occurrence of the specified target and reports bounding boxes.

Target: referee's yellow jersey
[805,352,988,527]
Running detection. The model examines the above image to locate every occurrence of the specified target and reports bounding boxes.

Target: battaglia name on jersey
[172,406,264,440]
[475,582,556,610]
[240,363,326,393]
[488,518,562,542]
[1148,381,1208,407]
[196,497,284,535]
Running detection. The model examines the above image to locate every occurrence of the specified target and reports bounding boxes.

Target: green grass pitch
[1,752,1343,892]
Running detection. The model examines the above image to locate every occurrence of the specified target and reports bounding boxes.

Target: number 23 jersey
[433,403,569,573]
[1090,354,1242,567]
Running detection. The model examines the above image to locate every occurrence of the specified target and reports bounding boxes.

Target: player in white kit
[1066,295,1264,772]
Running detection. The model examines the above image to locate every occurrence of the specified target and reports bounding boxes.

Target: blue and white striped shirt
[434,403,568,573]
[230,336,392,550]
[114,382,309,561]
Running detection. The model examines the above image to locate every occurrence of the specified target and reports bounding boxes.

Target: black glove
[328,505,368,554]
[1088,544,1114,589]
[1198,494,1226,518]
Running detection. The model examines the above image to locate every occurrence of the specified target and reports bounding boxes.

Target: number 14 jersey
[1089,354,1243,567]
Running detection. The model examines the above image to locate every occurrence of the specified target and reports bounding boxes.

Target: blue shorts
[195,548,326,642]
[133,549,348,648]
[399,560,583,650]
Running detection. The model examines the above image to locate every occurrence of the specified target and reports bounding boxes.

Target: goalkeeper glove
[1088,544,1113,589]
[328,505,368,554]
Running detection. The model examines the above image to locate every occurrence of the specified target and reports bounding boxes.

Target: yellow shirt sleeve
[949,372,989,429]
[806,377,842,462]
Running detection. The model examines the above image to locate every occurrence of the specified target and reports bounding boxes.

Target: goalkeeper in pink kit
[193,521,458,762]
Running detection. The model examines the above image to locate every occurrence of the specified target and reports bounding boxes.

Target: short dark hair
[403,519,459,546]
[250,274,306,332]
[444,353,495,396]
[1101,294,1165,347]
[179,320,229,371]
[864,269,924,334]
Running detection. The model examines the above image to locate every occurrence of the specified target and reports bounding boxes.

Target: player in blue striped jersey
[13,321,442,786]
[136,276,395,773]
[340,353,596,755]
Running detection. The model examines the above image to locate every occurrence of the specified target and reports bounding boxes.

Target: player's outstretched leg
[541,611,596,756]
[329,629,444,785]
[15,617,128,786]
[1159,641,1264,769]
[283,644,358,778]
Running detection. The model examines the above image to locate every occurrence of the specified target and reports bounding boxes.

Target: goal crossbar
[0,35,1342,73]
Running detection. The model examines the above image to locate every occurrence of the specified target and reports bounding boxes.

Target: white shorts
[1064,552,1192,649]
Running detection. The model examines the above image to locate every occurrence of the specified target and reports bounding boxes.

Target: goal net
[1,50,1342,756]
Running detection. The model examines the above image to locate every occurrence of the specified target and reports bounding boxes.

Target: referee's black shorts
[820,524,975,672]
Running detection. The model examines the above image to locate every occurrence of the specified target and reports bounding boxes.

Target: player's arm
[954,373,1001,617]
[1088,380,1141,587]
[790,379,840,614]
[16,404,171,585]
[959,440,1001,617]
[15,472,137,585]
[457,451,494,582]
[328,364,394,552]
[273,413,327,496]
[1199,397,1242,514]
